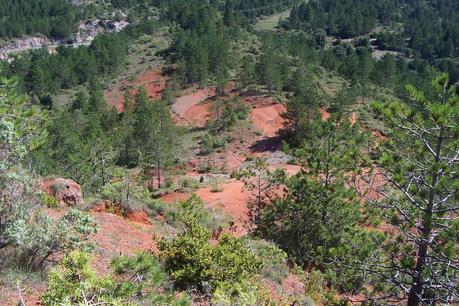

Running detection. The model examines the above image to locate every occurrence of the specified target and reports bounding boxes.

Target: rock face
[41,178,83,206]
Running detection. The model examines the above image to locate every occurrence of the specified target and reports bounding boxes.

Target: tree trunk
[157,159,161,189]
[407,128,443,305]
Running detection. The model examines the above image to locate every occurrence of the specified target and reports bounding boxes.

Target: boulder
[41,178,83,206]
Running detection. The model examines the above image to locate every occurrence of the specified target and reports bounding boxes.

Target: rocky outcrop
[0,19,130,62]
[41,178,83,206]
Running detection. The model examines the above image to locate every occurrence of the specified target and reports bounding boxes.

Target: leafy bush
[147,194,229,233]
[167,194,209,225]
[230,168,250,180]
[159,220,262,291]
[42,192,60,208]
[111,252,190,305]
[179,177,199,190]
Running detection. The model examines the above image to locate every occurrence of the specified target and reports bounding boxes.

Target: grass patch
[253,11,291,32]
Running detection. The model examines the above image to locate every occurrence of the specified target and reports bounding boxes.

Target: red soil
[195,180,250,236]
[91,201,151,225]
[125,209,152,225]
[105,69,166,112]
[0,283,45,306]
[350,112,358,126]
[250,103,286,137]
[320,107,331,121]
[172,88,216,119]
[181,101,213,127]
[90,212,157,275]
[160,192,190,203]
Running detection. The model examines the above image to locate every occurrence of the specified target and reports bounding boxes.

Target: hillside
[1,0,458,305]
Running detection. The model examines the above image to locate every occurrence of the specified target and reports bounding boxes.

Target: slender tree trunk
[407,128,443,305]
[157,159,161,189]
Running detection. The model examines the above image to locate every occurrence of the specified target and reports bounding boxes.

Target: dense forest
[0,0,82,39]
[285,0,459,81]
[1,0,458,305]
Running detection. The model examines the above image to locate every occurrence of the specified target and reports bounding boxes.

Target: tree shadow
[249,135,283,153]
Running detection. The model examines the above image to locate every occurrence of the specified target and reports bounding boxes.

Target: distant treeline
[0,0,83,39]
[286,0,459,61]
[283,0,459,82]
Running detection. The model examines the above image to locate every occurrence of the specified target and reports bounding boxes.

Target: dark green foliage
[207,97,249,134]
[32,80,119,191]
[0,0,80,39]
[286,0,459,80]
[33,83,179,192]
[288,0,399,38]
[231,0,297,18]
[255,118,384,292]
[130,88,180,188]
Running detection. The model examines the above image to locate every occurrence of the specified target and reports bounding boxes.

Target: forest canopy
[0,0,82,39]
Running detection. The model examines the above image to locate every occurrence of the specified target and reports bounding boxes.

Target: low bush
[159,220,262,291]
[2,207,97,270]
[211,279,275,306]
[42,251,189,305]
[244,239,289,284]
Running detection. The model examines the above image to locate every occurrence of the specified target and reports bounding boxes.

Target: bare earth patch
[104,68,166,112]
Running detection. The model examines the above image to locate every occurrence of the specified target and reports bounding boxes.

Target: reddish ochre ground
[320,107,330,121]
[195,180,250,236]
[90,212,157,275]
[250,103,287,137]
[172,87,216,126]
[105,69,166,112]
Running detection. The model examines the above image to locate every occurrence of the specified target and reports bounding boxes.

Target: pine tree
[359,73,459,304]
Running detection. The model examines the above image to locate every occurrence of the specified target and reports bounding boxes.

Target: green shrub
[159,220,262,291]
[4,208,97,270]
[42,193,60,208]
[179,177,199,190]
[212,280,275,306]
[156,195,230,233]
[198,163,212,174]
[230,168,250,180]
[43,251,190,306]
[245,239,289,284]
[50,182,66,195]
[111,252,190,305]
[42,251,117,305]
[200,133,228,155]
[168,194,209,224]
[207,97,250,134]
[210,184,222,193]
